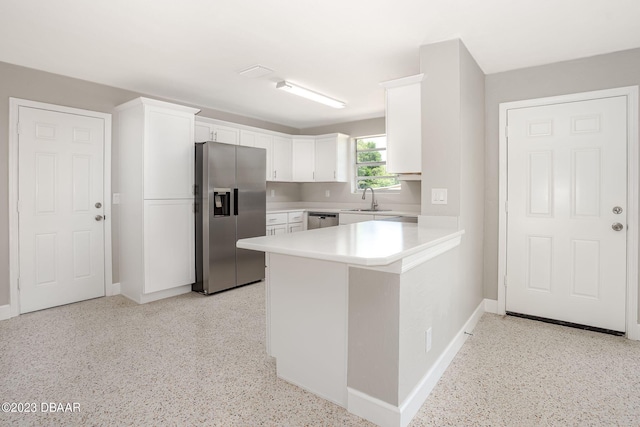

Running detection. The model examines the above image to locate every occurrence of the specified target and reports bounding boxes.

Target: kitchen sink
[342,209,392,212]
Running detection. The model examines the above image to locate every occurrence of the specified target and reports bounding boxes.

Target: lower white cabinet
[267,211,305,235]
[143,199,195,294]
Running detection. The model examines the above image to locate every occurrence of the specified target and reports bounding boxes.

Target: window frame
[352,134,400,193]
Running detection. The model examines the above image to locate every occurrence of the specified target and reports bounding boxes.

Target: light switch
[431,188,447,205]
[325,190,330,198]
[112,193,120,205]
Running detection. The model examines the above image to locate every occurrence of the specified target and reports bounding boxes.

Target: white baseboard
[627,322,640,341]
[106,282,121,296]
[483,298,498,314]
[0,304,13,321]
[347,299,485,427]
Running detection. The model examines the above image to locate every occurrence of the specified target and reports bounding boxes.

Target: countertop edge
[237,228,465,266]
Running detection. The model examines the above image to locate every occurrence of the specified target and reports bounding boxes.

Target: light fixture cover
[238,65,274,79]
[276,81,345,109]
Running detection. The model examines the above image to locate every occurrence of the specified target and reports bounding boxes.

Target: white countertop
[267,208,419,216]
[237,222,464,266]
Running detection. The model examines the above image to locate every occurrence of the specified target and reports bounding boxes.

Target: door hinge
[17,200,21,213]
[505,201,508,213]
[505,125,510,139]
[17,277,20,290]
[17,122,21,135]
[504,275,508,286]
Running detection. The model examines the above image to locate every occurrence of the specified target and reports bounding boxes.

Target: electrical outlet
[270,189,275,197]
[426,328,432,353]
[325,190,330,198]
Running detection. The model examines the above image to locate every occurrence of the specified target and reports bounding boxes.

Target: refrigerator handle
[233,188,239,216]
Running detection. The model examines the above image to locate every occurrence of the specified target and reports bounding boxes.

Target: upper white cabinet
[315,134,349,182]
[195,119,239,145]
[291,134,349,183]
[144,104,196,199]
[196,118,349,183]
[272,136,292,181]
[292,138,315,181]
[380,74,424,174]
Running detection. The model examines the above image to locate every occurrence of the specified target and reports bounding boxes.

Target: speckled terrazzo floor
[1,283,640,427]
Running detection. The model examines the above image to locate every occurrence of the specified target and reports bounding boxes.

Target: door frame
[497,86,639,340]
[8,98,113,318]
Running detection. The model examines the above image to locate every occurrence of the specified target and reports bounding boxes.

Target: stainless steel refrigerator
[194,142,266,294]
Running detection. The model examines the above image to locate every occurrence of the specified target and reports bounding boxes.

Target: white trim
[0,304,12,321]
[379,73,425,89]
[497,86,639,340]
[484,298,498,314]
[8,98,113,317]
[121,284,192,305]
[347,300,485,427]
[106,282,121,297]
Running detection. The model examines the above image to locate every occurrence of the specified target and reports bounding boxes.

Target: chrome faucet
[362,186,378,211]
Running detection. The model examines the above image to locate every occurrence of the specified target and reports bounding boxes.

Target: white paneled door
[506,96,628,332]
[18,107,105,313]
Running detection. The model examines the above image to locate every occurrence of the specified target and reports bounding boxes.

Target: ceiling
[1,0,639,129]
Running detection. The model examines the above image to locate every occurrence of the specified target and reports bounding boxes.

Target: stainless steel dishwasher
[307,212,339,229]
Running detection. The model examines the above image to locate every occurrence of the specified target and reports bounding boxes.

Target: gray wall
[0,61,297,306]
[483,48,640,307]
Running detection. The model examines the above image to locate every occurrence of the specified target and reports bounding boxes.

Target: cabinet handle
[274,170,277,179]
[313,171,315,180]
[334,170,336,179]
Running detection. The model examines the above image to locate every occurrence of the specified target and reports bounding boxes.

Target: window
[354,135,399,191]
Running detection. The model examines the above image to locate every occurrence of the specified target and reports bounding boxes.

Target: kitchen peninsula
[237,221,479,427]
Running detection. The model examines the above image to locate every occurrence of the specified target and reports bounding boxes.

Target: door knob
[95,202,102,208]
[613,206,623,214]
[612,222,624,231]
[95,215,104,221]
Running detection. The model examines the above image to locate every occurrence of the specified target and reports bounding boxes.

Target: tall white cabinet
[116,97,200,304]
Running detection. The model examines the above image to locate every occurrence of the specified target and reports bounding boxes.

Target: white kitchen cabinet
[142,103,197,199]
[292,138,315,182]
[195,120,239,145]
[240,130,256,147]
[253,133,274,181]
[116,97,200,303]
[287,211,305,233]
[144,199,195,294]
[380,74,424,174]
[272,136,292,181]
[267,211,305,234]
[315,134,349,182]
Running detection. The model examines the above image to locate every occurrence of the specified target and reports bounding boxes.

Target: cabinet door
[272,136,292,181]
[144,199,195,294]
[145,106,195,199]
[240,130,256,147]
[292,138,315,182]
[289,224,304,233]
[195,123,213,143]
[254,133,273,181]
[213,125,239,145]
[386,82,421,173]
[267,224,287,235]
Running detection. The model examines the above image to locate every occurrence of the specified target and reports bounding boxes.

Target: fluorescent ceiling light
[276,81,345,109]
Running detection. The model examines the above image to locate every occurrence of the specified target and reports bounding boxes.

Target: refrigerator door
[236,145,266,285]
[206,142,238,293]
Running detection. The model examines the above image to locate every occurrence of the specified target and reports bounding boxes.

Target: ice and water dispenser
[212,188,231,217]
